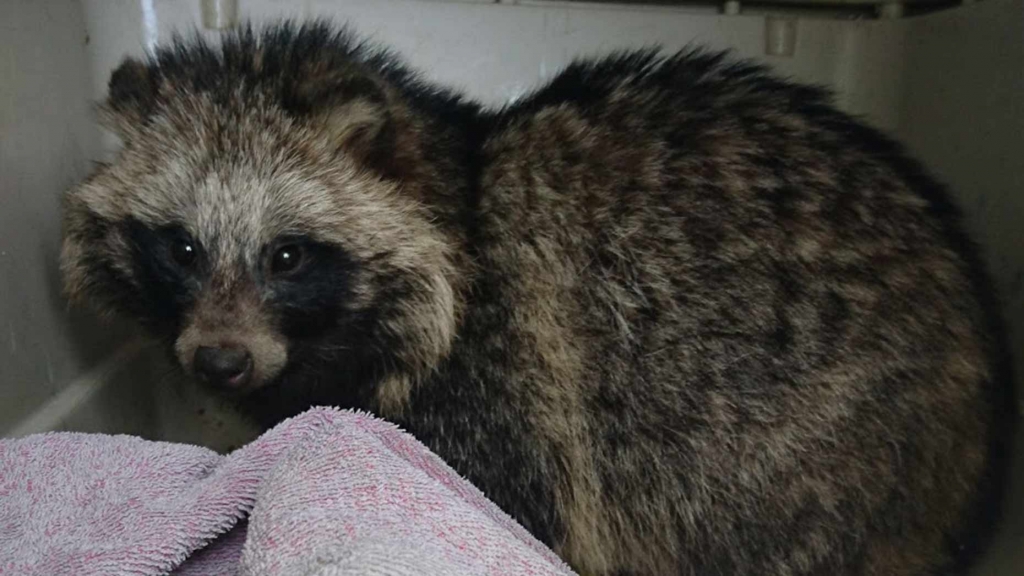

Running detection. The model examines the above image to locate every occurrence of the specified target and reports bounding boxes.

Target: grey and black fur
[61,21,1015,576]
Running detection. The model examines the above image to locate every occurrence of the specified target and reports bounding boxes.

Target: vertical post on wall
[764,17,798,58]
[201,0,238,30]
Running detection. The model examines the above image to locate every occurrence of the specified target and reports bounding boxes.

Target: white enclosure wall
[895,2,1024,571]
[0,0,1021,571]
[0,0,136,432]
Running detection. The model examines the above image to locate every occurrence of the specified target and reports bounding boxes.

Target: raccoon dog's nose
[193,346,253,388]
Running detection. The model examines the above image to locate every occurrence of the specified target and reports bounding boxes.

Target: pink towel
[0,407,577,576]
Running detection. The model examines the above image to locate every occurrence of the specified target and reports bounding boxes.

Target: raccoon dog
[61,21,1014,576]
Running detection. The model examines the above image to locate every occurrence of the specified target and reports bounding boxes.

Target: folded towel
[0,407,578,576]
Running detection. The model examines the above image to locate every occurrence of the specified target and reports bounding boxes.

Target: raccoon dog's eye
[270,244,305,276]
[171,237,198,268]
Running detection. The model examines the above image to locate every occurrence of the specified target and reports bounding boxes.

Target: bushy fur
[61,21,1015,576]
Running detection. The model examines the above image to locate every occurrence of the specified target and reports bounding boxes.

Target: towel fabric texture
[0,407,578,576]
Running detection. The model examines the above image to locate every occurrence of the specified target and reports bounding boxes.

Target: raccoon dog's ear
[289,64,398,174]
[99,58,161,142]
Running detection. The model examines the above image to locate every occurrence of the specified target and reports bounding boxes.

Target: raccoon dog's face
[60,36,460,411]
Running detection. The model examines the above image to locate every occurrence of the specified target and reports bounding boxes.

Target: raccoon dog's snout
[173,291,289,392]
[193,345,254,388]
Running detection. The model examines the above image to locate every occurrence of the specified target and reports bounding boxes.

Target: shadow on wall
[42,241,137,375]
